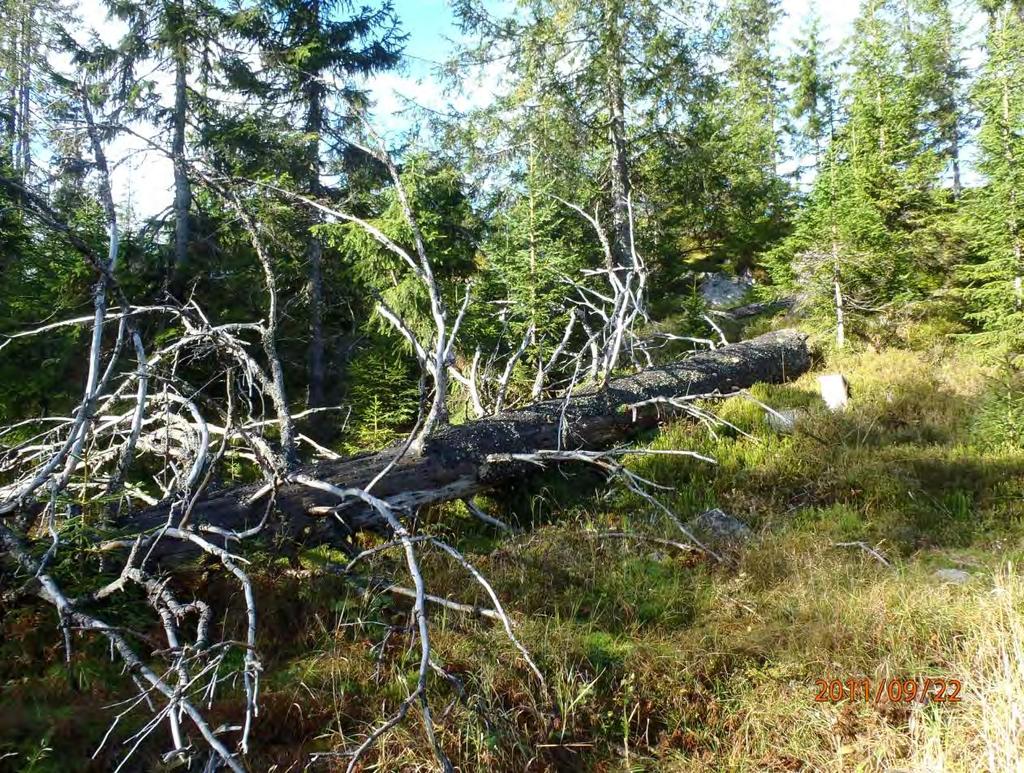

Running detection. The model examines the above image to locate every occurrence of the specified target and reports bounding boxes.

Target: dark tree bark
[604,2,633,270]
[117,330,810,560]
[951,133,962,200]
[16,7,31,177]
[171,47,191,271]
[303,13,326,409]
[306,235,326,408]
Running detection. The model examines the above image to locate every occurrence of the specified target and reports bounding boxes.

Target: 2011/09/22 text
[814,678,962,704]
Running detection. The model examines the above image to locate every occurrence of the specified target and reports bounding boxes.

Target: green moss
[582,631,634,671]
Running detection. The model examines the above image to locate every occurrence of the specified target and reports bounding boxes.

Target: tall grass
[903,566,1024,773]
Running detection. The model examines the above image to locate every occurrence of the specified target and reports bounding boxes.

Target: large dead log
[123,329,809,556]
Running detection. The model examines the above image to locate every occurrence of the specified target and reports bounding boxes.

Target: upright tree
[845,0,938,229]
[717,0,791,268]
[911,0,969,198]
[786,5,838,179]
[75,0,227,273]
[960,0,1024,347]
[1,0,49,178]
[235,0,402,407]
[453,0,706,272]
[768,0,946,346]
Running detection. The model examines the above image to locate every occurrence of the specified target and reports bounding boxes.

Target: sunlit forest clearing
[2,0,1024,770]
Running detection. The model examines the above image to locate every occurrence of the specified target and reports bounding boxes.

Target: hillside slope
[3,339,1024,772]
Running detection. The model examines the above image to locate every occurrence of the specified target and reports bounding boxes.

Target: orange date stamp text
[814,677,962,704]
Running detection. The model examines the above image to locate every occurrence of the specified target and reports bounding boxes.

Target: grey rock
[699,272,753,309]
[687,508,753,546]
[932,568,971,584]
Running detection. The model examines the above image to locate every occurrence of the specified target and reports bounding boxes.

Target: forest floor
[4,332,1024,772]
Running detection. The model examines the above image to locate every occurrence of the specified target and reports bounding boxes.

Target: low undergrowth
[3,339,1024,771]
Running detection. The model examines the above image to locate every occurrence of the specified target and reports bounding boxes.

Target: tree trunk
[3,18,15,156]
[117,330,810,561]
[171,47,191,272]
[303,16,326,409]
[604,3,633,270]
[16,5,31,177]
[306,236,326,408]
[876,87,886,157]
[833,266,845,349]
[951,134,962,200]
[1000,52,1023,308]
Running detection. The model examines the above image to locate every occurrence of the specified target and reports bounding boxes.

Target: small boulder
[932,568,970,584]
[687,508,753,547]
[699,272,753,309]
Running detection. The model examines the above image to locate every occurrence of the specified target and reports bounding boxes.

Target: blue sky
[387,0,860,66]
[369,1,861,126]
[392,0,463,67]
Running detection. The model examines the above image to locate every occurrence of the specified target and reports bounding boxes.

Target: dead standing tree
[0,104,810,772]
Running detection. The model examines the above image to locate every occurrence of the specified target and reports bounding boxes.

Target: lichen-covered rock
[699,272,753,309]
[932,568,971,584]
[687,508,753,546]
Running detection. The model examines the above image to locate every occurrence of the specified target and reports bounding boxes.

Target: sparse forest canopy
[1,0,1023,770]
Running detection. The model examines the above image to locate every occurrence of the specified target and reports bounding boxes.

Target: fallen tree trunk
[122,329,810,557]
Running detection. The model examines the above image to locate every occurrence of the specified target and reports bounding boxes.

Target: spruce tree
[718,0,792,269]
[453,0,707,272]
[960,0,1024,349]
[786,5,838,180]
[1,0,40,177]
[228,0,402,407]
[767,0,946,347]
[476,135,590,394]
[911,0,969,198]
[78,0,226,272]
